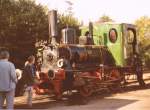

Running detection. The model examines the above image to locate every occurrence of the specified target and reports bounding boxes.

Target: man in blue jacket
[0,49,17,109]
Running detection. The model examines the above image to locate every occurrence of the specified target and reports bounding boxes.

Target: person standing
[23,55,36,107]
[0,49,17,109]
[133,54,145,86]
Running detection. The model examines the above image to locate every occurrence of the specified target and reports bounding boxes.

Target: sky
[36,0,150,24]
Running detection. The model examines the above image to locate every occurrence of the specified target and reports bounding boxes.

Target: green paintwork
[81,23,125,67]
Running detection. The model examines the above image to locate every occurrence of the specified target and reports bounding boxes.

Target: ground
[14,73,150,110]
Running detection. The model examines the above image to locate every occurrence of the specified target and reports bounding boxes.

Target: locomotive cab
[122,24,139,66]
[81,23,142,66]
[81,23,145,86]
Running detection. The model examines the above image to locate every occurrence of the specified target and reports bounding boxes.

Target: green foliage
[0,0,80,68]
[58,13,79,28]
[97,15,114,23]
[135,16,150,40]
[0,0,48,68]
[135,16,150,69]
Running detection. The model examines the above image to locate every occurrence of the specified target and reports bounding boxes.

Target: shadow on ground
[14,96,138,110]
[14,82,150,109]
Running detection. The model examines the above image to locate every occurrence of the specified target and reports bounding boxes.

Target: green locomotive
[34,10,145,99]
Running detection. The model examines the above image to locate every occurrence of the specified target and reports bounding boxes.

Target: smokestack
[48,10,58,44]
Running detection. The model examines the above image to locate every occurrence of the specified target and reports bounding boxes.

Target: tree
[58,14,79,28]
[0,0,48,68]
[65,0,74,15]
[96,15,114,23]
[135,16,150,41]
[0,0,80,68]
[135,16,150,69]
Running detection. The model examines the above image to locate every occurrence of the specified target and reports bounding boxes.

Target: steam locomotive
[34,10,145,99]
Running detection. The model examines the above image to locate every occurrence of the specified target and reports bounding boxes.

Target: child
[23,55,36,107]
